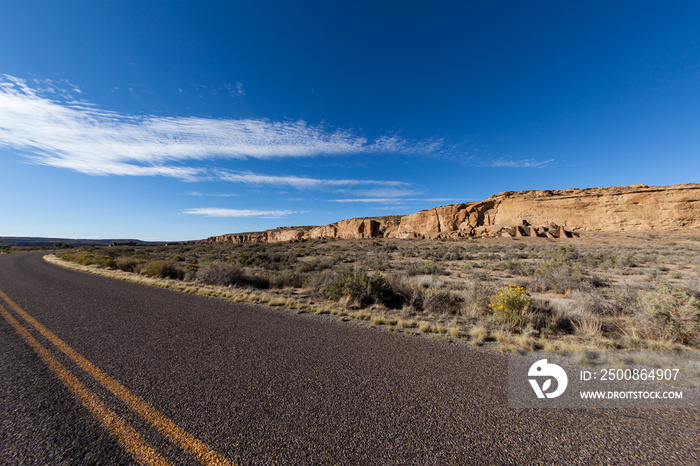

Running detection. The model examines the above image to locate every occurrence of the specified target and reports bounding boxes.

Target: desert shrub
[323,268,404,309]
[404,274,445,288]
[196,261,244,285]
[331,251,355,264]
[310,270,339,289]
[96,255,116,269]
[397,282,426,311]
[404,261,446,276]
[681,279,700,299]
[59,248,118,268]
[529,260,597,294]
[531,297,601,336]
[139,260,185,280]
[296,258,335,272]
[530,298,575,333]
[233,250,296,270]
[364,255,389,271]
[269,270,307,288]
[499,260,535,276]
[79,251,113,267]
[58,251,76,261]
[567,290,607,315]
[463,277,497,315]
[443,246,472,261]
[543,245,580,264]
[423,288,464,315]
[195,261,269,288]
[488,285,533,329]
[115,256,139,272]
[608,282,641,315]
[582,250,636,269]
[636,282,700,347]
[478,252,500,261]
[72,252,97,266]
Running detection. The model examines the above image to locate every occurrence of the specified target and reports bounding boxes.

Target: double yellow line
[0,288,234,466]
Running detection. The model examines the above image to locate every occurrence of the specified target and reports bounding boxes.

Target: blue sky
[1,1,699,241]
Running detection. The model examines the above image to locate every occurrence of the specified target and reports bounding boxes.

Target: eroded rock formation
[202,183,700,244]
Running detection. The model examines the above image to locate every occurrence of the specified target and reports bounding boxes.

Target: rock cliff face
[202,183,700,244]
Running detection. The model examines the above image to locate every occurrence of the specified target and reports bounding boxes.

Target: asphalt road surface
[0,251,698,464]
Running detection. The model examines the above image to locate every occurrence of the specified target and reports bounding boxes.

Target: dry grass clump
[398,319,417,329]
[468,325,490,345]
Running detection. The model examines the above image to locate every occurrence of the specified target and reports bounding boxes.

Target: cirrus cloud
[182,207,296,218]
[216,170,409,189]
[0,75,443,180]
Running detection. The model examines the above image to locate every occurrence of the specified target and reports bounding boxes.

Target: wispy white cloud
[361,187,419,198]
[0,75,442,180]
[330,197,459,204]
[186,191,239,197]
[182,207,296,218]
[488,158,554,168]
[459,153,555,168]
[330,198,407,204]
[217,170,408,189]
[232,81,246,97]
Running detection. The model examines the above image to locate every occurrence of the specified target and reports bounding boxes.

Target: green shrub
[404,261,446,276]
[499,260,534,276]
[58,248,117,268]
[364,255,389,271]
[58,251,75,261]
[489,285,533,329]
[139,260,185,280]
[323,268,403,308]
[73,252,98,266]
[115,257,139,272]
[98,256,117,269]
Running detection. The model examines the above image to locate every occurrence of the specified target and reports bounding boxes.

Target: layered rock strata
[202,183,700,244]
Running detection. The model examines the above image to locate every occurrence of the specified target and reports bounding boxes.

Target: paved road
[0,252,698,464]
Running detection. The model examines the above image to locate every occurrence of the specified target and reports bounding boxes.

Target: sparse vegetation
[51,231,700,351]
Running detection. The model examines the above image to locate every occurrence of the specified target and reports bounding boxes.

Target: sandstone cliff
[202,183,700,244]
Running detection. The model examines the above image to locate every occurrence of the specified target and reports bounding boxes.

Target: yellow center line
[0,303,171,466]
[0,288,234,466]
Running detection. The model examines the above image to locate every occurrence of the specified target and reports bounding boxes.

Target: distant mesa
[0,237,158,248]
[202,183,700,244]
